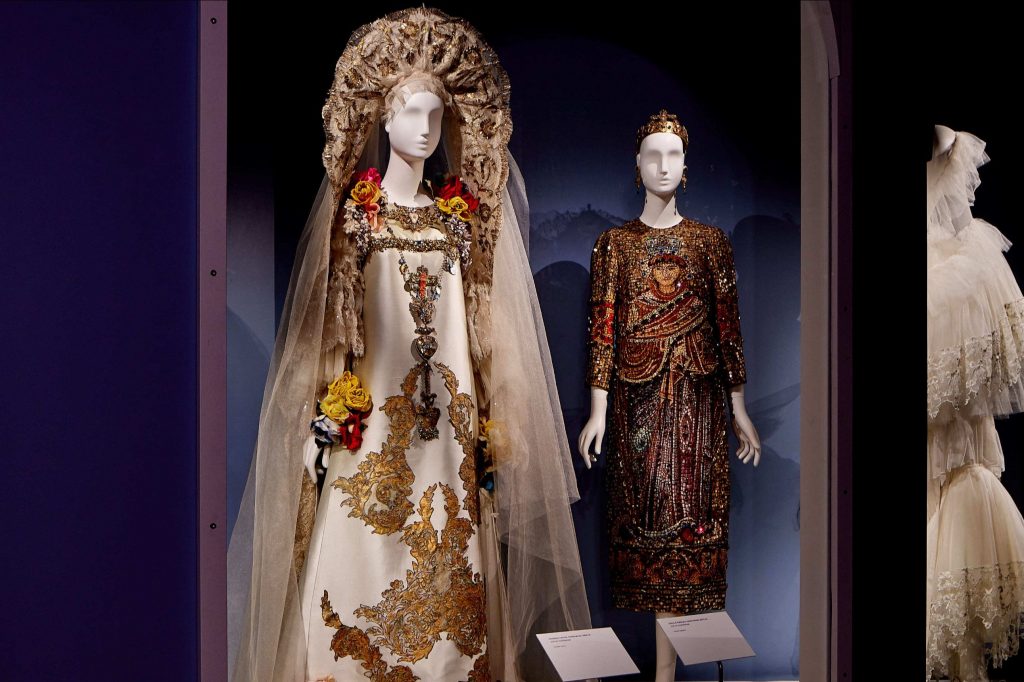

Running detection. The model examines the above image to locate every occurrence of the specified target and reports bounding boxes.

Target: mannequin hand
[577,415,604,470]
[577,388,609,471]
[731,410,761,467]
[303,436,324,482]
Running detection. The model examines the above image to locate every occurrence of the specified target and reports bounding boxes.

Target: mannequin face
[385,90,444,161]
[636,132,686,194]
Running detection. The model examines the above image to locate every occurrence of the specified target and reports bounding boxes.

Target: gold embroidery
[333,367,420,535]
[434,361,480,524]
[321,591,418,682]
[467,653,491,682]
[354,484,486,663]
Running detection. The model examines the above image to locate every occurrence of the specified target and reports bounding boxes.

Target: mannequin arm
[577,387,608,470]
[729,383,761,466]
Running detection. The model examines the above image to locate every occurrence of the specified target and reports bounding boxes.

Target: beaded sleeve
[587,229,619,390]
[708,227,746,385]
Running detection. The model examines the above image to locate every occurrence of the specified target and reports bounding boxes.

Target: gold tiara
[636,109,689,152]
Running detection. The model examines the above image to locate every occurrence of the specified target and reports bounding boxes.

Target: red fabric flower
[341,412,365,451]
[462,191,479,213]
[356,167,382,186]
[438,175,463,200]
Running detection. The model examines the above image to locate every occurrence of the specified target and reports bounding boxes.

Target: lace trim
[927,561,1024,678]
[928,298,1024,418]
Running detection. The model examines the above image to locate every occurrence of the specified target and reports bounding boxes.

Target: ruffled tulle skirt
[928,219,1024,423]
[927,461,1024,680]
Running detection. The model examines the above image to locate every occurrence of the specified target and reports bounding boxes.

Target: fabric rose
[437,175,463,200]
[355,167,381,185]
[341,412,364,451]
[319,394,350,423]
[328,371,359,397]
[344,386,372,412]
[350,180,381,207]
[438,196,469,217]
[310,414,343,449]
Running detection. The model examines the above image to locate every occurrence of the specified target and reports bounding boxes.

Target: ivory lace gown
[927,130,1024,680]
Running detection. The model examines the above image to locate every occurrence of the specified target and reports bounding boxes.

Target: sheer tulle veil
[227,8,591,681]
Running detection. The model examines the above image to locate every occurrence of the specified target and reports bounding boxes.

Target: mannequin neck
[638,190,682,228]
[381,150,432,207]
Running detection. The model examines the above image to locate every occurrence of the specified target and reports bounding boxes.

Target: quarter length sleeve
[586,230,619,390]
[708,227,747,386]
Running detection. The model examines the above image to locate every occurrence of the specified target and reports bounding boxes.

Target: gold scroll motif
[434,361,480,524]
[354,484,487,664]
[333,366,421,535]
[321,591,418,682]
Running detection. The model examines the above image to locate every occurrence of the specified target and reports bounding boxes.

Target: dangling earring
[681,165,688,193]
[635,165,642,193]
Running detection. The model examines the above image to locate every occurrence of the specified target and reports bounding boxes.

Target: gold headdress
[321,8,512,353]
[635,108,689,152]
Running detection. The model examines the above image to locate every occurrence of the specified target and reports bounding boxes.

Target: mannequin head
[637,132,687,195]
[384,90,445,162]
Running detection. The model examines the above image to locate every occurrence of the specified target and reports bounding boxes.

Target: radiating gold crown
[636,109,689,152]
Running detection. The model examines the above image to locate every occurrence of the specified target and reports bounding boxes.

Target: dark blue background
[0,2,198,681]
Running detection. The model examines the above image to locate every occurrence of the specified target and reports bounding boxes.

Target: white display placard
[536,627,640,681]
[657,611,755,666]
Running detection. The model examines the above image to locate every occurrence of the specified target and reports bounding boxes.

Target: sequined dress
[296,196,489,681]
[587,216,746,613]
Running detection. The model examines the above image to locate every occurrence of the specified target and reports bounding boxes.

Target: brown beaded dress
[587,216,746,613]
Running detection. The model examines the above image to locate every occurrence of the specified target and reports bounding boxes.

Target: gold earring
[635,166,642,192]
[681,166,688,193]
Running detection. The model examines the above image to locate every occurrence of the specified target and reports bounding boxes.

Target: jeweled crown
[636,109,689,152]
[646,234,682,258]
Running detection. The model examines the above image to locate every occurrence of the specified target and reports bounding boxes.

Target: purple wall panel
[0,3,199,680]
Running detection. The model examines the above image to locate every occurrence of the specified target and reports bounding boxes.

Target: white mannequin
[304,90,445,480]
[577,131,762,682]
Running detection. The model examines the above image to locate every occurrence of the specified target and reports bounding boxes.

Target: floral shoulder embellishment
[342,169,478,270]
[344,167,384,241]
[435,175,479,222]
[433,174,477,269]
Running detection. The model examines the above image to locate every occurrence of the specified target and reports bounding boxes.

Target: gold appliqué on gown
[320,591,418,682]
[354,483,486,663]
[332,366,421,535]
[435,361,480,524]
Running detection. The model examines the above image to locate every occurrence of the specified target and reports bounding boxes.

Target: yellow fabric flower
[344,386,372,413]
[320,394,350,422]
[350,180,381,206]
[328,371,359,397]
[438,196,468,216]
